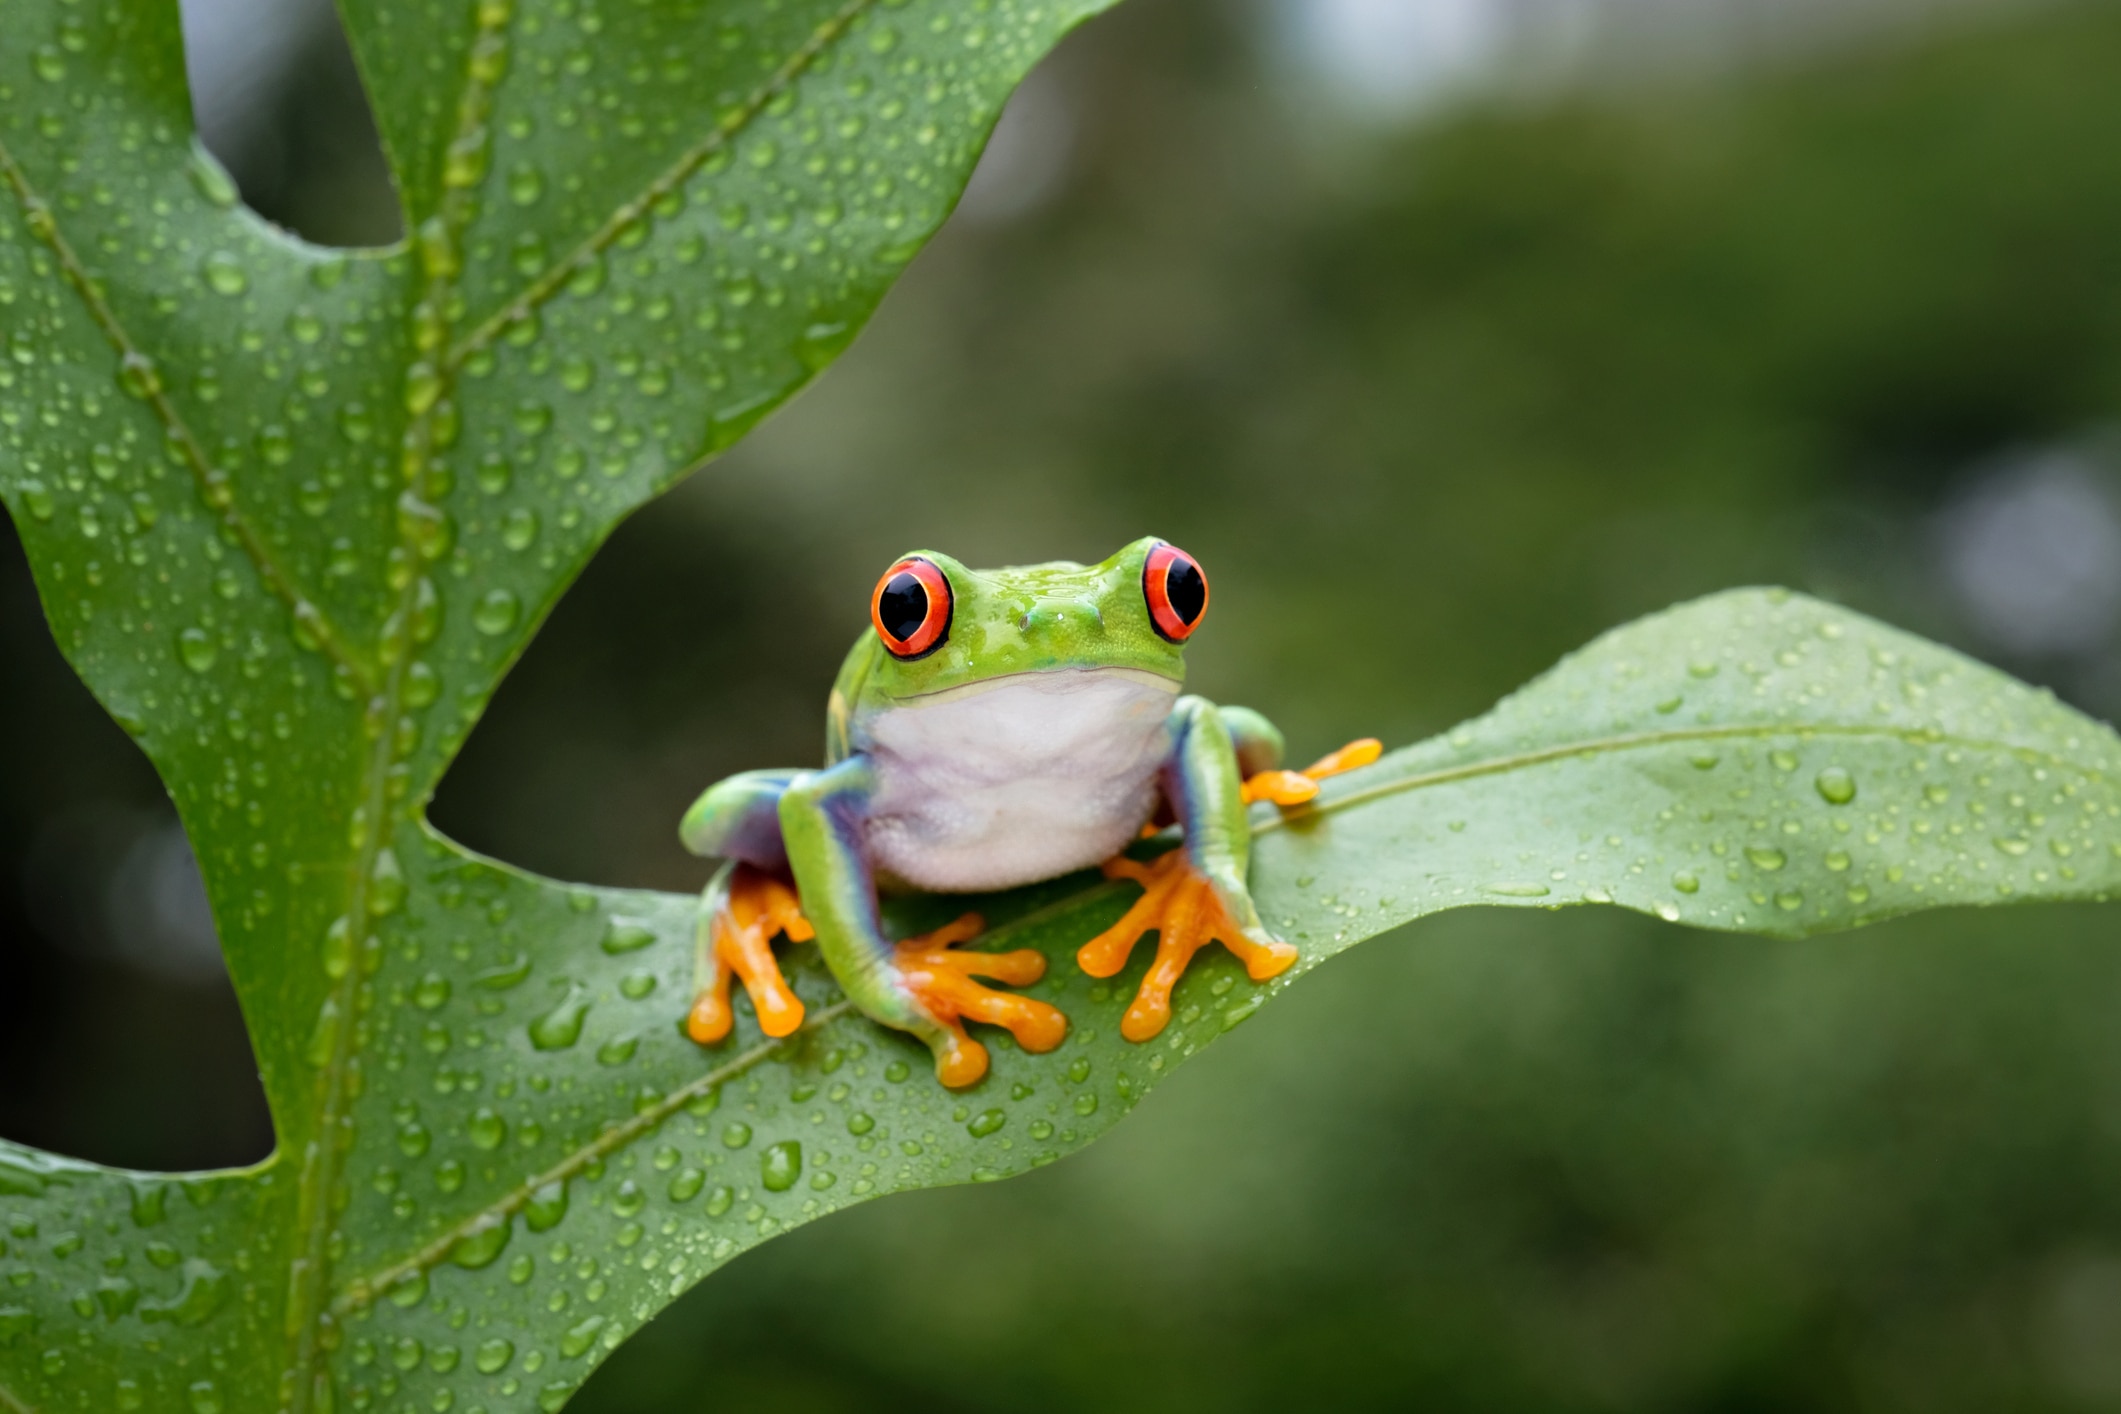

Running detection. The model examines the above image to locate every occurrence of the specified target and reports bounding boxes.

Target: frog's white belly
[860,667,1179,893]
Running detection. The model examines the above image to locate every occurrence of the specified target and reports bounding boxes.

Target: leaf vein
[444,0,880,367]
[0,137,378,695]
[1258,720,2118,834]
[331,1001,852,1314]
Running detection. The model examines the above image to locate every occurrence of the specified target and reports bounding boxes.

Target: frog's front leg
[681,770,816,1044]
[779,757,1069,1088]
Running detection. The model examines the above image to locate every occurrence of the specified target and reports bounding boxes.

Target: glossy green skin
[680,537,1289,1076]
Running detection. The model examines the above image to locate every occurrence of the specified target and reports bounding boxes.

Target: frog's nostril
[1017,599,1103,636]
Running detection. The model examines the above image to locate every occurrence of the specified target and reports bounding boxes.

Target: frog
[677,537,1380,1088]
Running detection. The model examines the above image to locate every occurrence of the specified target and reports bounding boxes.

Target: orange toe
[1242,737,1382,811]
[688,864,812,1045]
[1079,850,1297,1042]
[895,914,1069,1088]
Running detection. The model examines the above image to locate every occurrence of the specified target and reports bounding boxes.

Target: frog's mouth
[887,663,1181,708]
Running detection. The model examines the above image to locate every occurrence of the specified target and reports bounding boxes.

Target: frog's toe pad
[688,865,813,1046]
[1080,851,1298,1042]
[896,914,1069,1088]
[1241,736,1384,809]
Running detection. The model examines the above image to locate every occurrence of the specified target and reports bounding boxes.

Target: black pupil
[878,572,930,643]
[1164,558,1206,625]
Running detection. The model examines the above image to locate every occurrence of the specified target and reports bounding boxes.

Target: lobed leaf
[3,1,2119,1412]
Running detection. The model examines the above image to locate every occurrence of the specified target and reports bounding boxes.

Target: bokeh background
[11,0,2121,1406]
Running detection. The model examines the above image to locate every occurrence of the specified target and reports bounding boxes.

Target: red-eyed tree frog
[678,538,1379,1088]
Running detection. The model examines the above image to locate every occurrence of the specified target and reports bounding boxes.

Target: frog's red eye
[1143,541,1208,643]
[871,557,952,659]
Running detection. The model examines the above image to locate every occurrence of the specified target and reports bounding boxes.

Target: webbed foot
[891,914,1069,1088]
[1241,736,1383,808]
[687,863,816,1044]
[1078,850,1300,1041]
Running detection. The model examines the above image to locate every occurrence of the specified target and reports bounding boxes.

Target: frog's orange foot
[1242,736,1383,808]
[1078,851,1299,1042]
[687,863,816,1045]
[895,914,1069,1089]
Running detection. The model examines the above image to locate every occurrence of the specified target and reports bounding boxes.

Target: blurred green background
[13,0,2121,1407]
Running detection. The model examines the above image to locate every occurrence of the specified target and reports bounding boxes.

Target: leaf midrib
[1255,719,2121,836]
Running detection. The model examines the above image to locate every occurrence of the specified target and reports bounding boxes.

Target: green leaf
[3,3,2119,1414]
[0,0,1117,1407]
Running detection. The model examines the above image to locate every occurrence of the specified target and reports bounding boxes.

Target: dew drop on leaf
[599,917,657,954]
[760,1141,801,1191]
[200,252,246,297]
[524,1180,569,1232]
[1815,767,1857,804]
[529,984,591,1050]
[474,588,521,635]
[467,1107,506,1150]
[177,628,217,674]
[452,1216,511,1269]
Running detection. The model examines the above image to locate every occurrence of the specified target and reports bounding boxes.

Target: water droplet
[177,628,217,674]
[1770,750,1799,772]
[188,148,239,208]
[368,847,406,915]
[619,970,656,1000]
[396,1121,431,1157]
[95,1276,139,1320]
[722,1122,752,1150]
[524,1180,569,1232]
[561,1314,607,1359]
[1745,846,1787,872]
[476,1338,516,1374]
[595,1033,638,1066]
[1671,870,1699,894]
[186,1380,223,1414]
[529,985,590,1049]
[1775,888,1805,912]
[403,362,442,415]
[760,1141,802,1192]
[600,917,657,954]
[1815,767,1856,805]
[413,972,451,1010]
[1074,1093,1099,1116]
[200,252,247,297]
[967,1109,1005,1138]
[474,588,521,636]
[847,1112,874,1136]
[508,163,545,206]
[1995,837,2031,857]
[452,1215,511,1268]
[1824,850,1851,872]
[468,1107,506,1150]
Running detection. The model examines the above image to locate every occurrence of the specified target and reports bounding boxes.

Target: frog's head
[857,536,1207,702]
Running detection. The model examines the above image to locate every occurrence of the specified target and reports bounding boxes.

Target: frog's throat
[882,664,1181,708]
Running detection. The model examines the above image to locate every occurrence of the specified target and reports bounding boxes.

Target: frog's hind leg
[779,757,1068,1088]
[681,770,814,1045]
